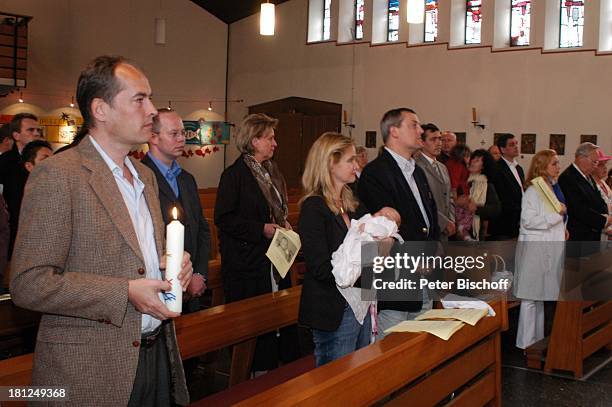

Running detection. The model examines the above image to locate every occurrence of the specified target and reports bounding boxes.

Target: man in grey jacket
[415,123,455,240]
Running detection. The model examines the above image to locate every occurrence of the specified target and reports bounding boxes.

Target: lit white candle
[165,207,184,313]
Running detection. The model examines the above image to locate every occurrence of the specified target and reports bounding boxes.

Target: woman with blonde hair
[215,113,294,372]
[514,149,567,350]
[298,132,398,367]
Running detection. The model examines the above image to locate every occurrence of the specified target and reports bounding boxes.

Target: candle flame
[172,207,178,220]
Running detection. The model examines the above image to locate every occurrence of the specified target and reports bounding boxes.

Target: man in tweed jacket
[10,56,191,406]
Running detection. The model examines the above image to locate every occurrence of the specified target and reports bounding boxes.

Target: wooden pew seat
[192,355,315,406]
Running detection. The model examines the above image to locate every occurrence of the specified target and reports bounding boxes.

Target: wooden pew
[206,259,224,306]
[0,286,303,401]
[542,301,611,377]
[198,187,217,210]
[237,299,504,407]
[0,290,505,407]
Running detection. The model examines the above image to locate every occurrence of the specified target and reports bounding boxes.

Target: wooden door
[273,112,303,189]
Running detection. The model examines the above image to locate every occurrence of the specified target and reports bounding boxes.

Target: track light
[208,101,213,111]
[18,91,24,103]
[70,96,75,108]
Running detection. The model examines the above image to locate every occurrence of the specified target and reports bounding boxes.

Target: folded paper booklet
[265,228,301,279]
[414,308,488,326]
[532,176,563,213]
[384,320,465,341]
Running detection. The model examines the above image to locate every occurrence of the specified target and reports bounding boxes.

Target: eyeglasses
[153,130,186,139]
[168,130,186,139]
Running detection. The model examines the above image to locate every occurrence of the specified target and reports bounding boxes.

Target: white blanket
[441,293,496,317]
[331,214,403,324]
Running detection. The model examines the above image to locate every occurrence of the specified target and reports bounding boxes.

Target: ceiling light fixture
[260,1,275,36]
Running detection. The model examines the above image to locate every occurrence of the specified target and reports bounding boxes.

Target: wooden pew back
[237,300,503,407]
[176,286,301,360]
[0,286,302,388]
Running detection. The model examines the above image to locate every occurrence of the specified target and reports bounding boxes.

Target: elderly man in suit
[415,123,455,241]
[142,108,210,312]
[490,133,524,240]
[559,142,611,242]
[358,108,440,338]
[10,56,192,406]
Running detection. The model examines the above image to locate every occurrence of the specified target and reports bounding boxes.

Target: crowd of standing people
[0,54,610,404]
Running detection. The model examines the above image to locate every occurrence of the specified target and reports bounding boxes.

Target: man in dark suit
[358,108,439,338]
[559,142,610,242]
[0,113,42,256]
[142,108,210,311]
[490,133,524,240]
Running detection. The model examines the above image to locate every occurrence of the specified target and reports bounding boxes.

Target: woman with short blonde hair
[525,149,558,186]
[235,113,279,155]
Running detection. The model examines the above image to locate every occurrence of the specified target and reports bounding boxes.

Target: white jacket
[513,185,566,300]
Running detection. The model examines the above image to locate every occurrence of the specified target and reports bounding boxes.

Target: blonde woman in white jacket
[514,150,568,349]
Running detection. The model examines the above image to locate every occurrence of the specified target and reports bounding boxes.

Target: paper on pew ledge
[384,320,465,341]
[441,293,496,316]
[414,308,488,326]
[266,228,301,279]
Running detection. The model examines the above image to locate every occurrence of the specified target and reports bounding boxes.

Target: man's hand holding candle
[159,251,194,292]
[128,279,180,320]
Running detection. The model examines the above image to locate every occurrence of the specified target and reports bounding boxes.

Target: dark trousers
[128,329,172,407]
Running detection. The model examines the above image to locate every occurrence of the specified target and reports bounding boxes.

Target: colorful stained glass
[388,0,400,42]
[560,0,584,48]
[511,1,531,46]
[425,0,439,42]
[355,0,365,40]
[465,0,482,45]
[323,0,332,40]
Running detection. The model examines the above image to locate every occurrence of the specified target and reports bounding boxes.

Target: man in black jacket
[490,133,524,240]
[559,142,610,242]
[358,108,439,338]
[142,108,210,311]
[0,113,41,256]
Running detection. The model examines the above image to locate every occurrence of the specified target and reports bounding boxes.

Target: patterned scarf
[243,154,288,226]
[468,173,488,241]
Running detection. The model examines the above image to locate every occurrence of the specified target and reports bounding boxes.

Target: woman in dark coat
[215,113,294,372]
[298,132,399,367]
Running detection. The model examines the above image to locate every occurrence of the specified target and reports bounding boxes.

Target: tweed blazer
[10,136,189,406]
[415,154,455,236]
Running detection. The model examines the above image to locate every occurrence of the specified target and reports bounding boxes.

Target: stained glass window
[510,1,531,46]
[425,0,439,42]
[465,1,482,45]
[388,0,400,42]
[560,0,584,48]
[355,0,365,40]
[323,0,332,40]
